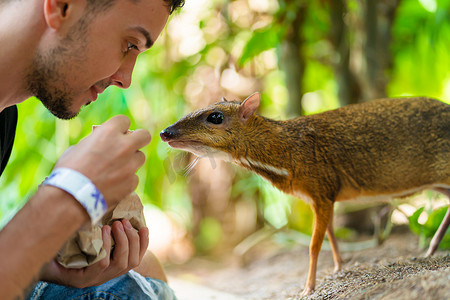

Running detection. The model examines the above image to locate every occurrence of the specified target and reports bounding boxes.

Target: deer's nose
[160,128,176,141]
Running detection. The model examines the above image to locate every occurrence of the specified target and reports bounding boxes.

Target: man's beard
[26,51,79,120]
[25,18,90,120]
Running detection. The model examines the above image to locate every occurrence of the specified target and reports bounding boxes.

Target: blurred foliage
[409,206,450,249]
[1,0,450,255]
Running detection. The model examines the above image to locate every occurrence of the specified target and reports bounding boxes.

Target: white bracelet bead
[43,168,107,224]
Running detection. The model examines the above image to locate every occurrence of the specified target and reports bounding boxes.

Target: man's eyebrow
[131,26,154,49]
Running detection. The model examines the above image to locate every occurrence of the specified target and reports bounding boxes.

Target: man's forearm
[133,250,168,283]
[0,185,89,299]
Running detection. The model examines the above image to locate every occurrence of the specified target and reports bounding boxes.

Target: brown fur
[161,93,450,295]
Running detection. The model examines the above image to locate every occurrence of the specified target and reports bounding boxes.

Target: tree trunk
[360,0,402,100]
[280,2,308,116]
[329,0,362,106]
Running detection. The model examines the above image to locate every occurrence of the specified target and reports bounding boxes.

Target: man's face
[27,0,169,120]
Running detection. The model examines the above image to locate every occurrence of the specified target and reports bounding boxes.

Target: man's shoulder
[0,105,18,176]
[0,105,18,137]
[0,105,18,122]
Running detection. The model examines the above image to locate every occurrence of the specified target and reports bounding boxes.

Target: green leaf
[423,206,448,237]
[408,206,425,235]
[238,26,282,66]
[439,233,450,249]
[408,206,450,250]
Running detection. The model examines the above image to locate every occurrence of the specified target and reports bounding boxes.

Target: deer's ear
[222,96,229,102]
[239,92,260,123]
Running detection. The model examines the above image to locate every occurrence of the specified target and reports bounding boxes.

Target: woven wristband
[43,168,107,224]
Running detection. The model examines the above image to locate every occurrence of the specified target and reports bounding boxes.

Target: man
[0,0,184,299]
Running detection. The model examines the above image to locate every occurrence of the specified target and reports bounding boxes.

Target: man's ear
[239,92,261,123]
[43,0,85,31]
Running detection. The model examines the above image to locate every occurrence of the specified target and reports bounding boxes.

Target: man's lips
[90,86,99,102]
[90,85,105,102]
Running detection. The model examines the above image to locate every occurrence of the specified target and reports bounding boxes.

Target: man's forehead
[109,0,170,44]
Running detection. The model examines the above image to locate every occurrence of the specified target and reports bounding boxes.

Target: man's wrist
[37,185,90,222]
[42,168,107,224]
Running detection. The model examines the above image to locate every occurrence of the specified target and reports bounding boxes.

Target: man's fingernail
[104,226,111,236]
[124,219,132,230]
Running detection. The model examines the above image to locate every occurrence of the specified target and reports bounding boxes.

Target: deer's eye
[206,112,224,124]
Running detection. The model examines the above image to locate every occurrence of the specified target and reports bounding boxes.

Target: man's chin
[45,105,79,120]
[52,111,79,120]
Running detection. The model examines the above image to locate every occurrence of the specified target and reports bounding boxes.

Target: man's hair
[0,0,184,14]
[87,0,184,15]
[164,0,185,14]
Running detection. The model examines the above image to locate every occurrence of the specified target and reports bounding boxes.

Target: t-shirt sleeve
[0,105,18,176]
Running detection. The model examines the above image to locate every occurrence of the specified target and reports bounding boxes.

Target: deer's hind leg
[426,188,450,257]
[327,208,342,273]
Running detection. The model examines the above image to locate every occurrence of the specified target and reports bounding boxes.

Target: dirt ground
[166,226,450,300]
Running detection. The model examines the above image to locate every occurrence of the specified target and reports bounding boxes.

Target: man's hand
[39,219,149,288]
[54,115,151,209]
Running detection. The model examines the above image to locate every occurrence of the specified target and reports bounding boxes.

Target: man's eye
[126,42,139,52]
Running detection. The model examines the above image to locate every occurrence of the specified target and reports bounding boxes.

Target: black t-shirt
[0,105,18,176]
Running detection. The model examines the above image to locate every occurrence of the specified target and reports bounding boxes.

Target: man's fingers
[134,151,146,169]
[122,219,141,268]
[128,129,151,149]
[104,115,131,134]
[98,225,112,269]
[97,118,151,149]
[110,221,129,273]
[129,174,139,194]
[138,227,150,262]
[83,226,112,284]
[54,221,148,288]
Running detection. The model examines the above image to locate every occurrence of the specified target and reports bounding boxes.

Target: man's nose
[110,56,137,89]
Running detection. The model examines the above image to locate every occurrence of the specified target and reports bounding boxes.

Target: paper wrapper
[57,192,146,269]
[57,125,143,268]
